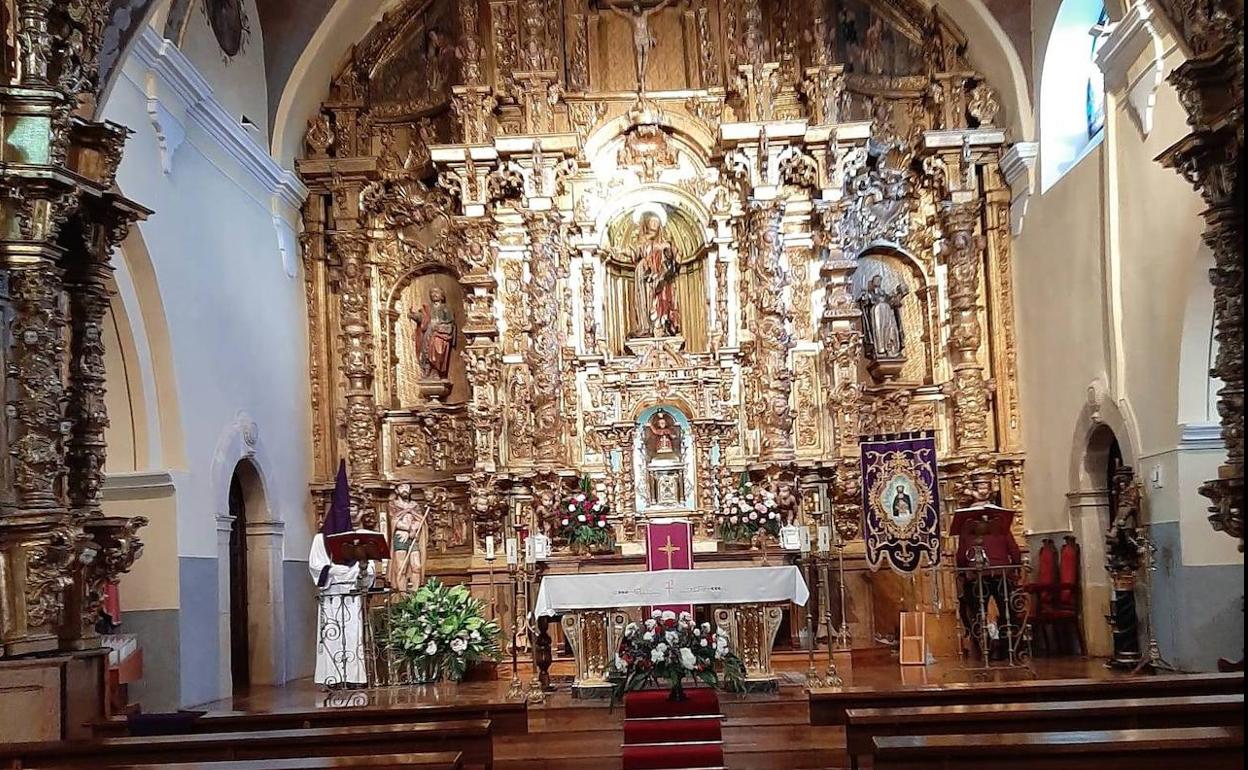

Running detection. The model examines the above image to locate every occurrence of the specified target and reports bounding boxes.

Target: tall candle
[506,538,518,565]
[485,535,496,561]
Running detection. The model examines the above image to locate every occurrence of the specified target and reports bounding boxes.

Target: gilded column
[939,199,992,454]
[747,200,795,463]
[524,211,564,467]
[333,232,380,480]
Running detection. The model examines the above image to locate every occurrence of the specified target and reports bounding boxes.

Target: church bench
[845,694,1244,769]
[95,754,464,770]
[2,720,492,770]
[869,726,1244,770]
[809,671,1244,725]
[90,700,528,738]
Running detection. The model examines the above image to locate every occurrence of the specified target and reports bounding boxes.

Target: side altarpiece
[298,0,1027,638]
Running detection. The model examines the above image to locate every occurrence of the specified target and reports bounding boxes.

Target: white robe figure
[309,533,375,686]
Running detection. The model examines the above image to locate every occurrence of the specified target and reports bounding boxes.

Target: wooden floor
[200,653,1128,770]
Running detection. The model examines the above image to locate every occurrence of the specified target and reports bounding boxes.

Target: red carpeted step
[624,715,723,744]
[624,688,721,719]
[621,741,726,770]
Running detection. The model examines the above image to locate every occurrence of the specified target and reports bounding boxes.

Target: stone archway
[1068,416,1132,658]
[213,430,287,694]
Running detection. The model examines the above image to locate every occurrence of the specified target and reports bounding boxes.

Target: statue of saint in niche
[858,274,908,360]
[630,207,681,338]
[411,286,457,380]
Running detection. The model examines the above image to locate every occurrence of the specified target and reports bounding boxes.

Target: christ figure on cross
[608,0,677,93]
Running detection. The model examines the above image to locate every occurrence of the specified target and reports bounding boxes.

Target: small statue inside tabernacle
[630,208,681,338]
[858,273,908,360]
[646,410,680,456]
[388,483,427,592]
[642,409,686,508]
[410,286,457,400]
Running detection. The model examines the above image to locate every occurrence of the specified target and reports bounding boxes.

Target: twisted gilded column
[747,200,795,463]
[939,199,993,454]
[524,211,564,466]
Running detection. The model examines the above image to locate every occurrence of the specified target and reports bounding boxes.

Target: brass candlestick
[804,552,824,688]
[505,560,525,701]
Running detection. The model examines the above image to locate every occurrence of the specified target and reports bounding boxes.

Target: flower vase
[590,541,615,556]
[409,657,443,685]
[668,677,687,702]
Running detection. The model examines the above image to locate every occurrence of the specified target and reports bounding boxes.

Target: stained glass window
[1086,5,1108,138]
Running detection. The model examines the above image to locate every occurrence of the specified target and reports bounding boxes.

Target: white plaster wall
[102,49,313,563]
[1018,2,1240,572]
[98,27,314,704]
[175,0,271,136]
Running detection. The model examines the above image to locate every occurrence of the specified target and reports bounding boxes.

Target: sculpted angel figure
[608,0,677,92]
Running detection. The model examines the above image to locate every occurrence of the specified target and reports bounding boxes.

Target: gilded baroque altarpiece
[297,0,1029,604]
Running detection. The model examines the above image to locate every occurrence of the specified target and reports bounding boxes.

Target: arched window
[1086,6,1109,138]
[1040,0,1109,191]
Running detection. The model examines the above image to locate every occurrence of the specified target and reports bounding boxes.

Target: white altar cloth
[534,566,809,617]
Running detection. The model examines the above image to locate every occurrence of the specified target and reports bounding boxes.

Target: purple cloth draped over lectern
[860,432,941,573]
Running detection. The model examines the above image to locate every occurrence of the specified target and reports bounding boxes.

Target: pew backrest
[871,726,1244,770]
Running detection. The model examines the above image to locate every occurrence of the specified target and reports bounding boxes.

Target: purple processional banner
[860,432,941,574]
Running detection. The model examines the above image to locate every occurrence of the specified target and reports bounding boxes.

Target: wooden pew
[2,721,492,770]
[846,694,1244,769]
[91,700,528,738]
[870,726,1244,770]
[98,754,463,770]
[809,671,1245,726]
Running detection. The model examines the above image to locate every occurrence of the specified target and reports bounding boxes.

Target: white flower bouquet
[387,578,501,683]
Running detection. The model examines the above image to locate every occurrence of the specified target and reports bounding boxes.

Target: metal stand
[804,553,824,688]
[1131,531,1180,674]
[525,559,546,704]
[834,537,852,650]
[823,532,845,686]
[505,561,525,700]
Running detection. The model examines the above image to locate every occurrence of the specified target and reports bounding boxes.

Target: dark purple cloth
[323,459,352,537]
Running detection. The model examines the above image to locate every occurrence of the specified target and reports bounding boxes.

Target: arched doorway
[1070,422,1128,657]
[227,468,251,690]
[223,458,285,694]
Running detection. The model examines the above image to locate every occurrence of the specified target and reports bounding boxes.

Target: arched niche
[598,195,712,355]
[387,266,469,407]
[633,403,696,515]
[851,244,934,385]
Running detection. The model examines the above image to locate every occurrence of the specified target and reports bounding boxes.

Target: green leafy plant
[387,578,501,682]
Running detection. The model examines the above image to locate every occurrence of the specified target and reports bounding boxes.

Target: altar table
[535,566,809,696]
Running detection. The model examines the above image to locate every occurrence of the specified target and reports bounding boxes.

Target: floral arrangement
[387,578,501,683]
[556,476,614,554]
[716,475,781,543]
[610,610,745,702]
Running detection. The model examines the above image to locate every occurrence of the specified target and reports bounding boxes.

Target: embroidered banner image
[860,432,941,573]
